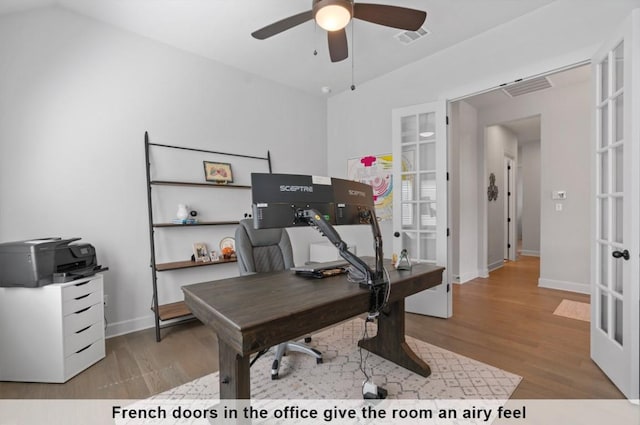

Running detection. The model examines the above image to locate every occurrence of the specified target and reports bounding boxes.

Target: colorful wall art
[347,154,393,221]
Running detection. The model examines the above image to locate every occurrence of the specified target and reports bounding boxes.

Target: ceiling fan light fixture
[314,0,352,31]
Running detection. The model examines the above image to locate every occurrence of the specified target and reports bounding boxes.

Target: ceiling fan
[251,0,427,62]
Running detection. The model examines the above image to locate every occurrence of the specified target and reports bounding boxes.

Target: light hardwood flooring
[406,255,622,399]
[0,256,623,399]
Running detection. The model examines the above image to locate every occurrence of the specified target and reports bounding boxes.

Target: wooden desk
[182,261,444,399]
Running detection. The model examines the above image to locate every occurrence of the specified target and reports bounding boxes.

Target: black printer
[0,237,108,287]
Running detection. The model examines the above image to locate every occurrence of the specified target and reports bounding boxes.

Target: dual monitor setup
[250,173,388,314]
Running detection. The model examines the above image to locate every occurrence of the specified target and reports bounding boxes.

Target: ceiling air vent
[502,76,553,97]
[394,26,430,45]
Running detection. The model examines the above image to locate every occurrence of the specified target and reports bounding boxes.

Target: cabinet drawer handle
[75,325,91,334]
[75,344,92,354]
[74,281,90,287]
[74,294,91,301]
[74,306,92,315]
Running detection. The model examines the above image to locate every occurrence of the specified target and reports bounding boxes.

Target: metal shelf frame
[144,131,272,341]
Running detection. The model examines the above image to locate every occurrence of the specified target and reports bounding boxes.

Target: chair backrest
[234,219,294,275]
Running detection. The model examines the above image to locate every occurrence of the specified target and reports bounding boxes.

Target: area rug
[154,319,521,400]
[553,299,590,322]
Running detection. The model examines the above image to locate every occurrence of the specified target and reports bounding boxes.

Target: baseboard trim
[538,278,590,295]
[105,315,155,339]
[520,250,540,257]
[455,270,482,284]
[488,260,504,272]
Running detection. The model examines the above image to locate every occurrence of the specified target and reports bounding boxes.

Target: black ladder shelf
[144,131,272,341]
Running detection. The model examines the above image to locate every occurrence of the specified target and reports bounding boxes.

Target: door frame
[443,44,638,401]
[504,155,516,261]
[443,57,590,278]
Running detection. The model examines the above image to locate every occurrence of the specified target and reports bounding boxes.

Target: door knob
[612,249,630,261]
[394,232,400,238]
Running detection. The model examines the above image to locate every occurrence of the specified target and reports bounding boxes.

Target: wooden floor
[0,256,623,399]
[406,256,622,399]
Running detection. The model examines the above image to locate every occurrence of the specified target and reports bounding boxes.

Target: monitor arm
[295,208,385,286]
[359,208,385,283]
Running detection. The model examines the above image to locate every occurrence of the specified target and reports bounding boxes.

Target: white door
[591,9,639,400]
[392,101,451,318]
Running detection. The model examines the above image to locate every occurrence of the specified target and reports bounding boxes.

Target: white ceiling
[0,0,557,96]
[501,115,542,145]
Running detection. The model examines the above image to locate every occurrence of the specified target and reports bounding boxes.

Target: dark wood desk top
[182,260,444,356]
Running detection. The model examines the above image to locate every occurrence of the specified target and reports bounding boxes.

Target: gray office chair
[234,219,323,379]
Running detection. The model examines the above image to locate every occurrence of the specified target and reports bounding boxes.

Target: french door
[392,101,451,318]
[591,9,639,400]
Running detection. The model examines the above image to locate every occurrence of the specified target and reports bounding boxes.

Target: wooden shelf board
[153,221,240,228]
[155,257,237,272]
[152,301,192,321]
[150,180,251,189]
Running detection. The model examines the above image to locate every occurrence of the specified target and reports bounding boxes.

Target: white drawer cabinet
[0,274,105,383]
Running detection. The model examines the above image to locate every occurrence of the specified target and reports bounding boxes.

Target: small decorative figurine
[176,204,189,220]
[395,249,412,271]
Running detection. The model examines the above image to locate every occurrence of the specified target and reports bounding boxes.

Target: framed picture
[203,161,233,184]
[192,242,210,262]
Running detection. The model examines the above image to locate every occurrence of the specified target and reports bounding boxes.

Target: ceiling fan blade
[251,10,314,39]
[353,3,426,31]
[327,28,348,62]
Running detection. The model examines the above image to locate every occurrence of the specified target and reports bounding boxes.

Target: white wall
[519,141,541,256]
[485,125,517,271]
[0,6,327,336]
[327,0,639,293]
[449,101,480,283]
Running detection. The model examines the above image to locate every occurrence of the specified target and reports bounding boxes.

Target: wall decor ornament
[487,173,499,201]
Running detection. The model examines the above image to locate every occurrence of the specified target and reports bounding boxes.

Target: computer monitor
[250,172,387,313]
[332,177,376,226]
[251,173,376,227]
[251,173,336,229]
[251,173,382,271]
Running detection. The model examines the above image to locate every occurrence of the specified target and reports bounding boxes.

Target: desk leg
[218,338,251,399]
[357,299,431,377]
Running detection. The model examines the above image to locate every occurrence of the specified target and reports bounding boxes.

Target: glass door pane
[590,9,639,400]
[596,43,625,348]
[398,111,438,263]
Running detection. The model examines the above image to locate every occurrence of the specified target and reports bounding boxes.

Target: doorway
[490,115,541,264]
[448,63,590,284]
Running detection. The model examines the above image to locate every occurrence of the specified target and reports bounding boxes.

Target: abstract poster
[347,154,393,220]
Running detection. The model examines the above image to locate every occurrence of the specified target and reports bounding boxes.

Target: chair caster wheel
[317,358,323,364]
[304,337,312,343]
[271,373,279,380]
